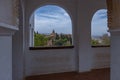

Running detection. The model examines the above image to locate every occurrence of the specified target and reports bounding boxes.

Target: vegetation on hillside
[34,32,49,46]
[34,31,110,47]
[91,34,110,46]
[34,31,72,47]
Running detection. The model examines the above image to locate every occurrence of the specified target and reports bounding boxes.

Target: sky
[34,5,108,36]
[34,5,72,34]
[91,9,109,36]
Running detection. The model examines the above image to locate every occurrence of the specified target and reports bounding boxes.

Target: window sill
[92,45,110,48]
[29,46,74,50]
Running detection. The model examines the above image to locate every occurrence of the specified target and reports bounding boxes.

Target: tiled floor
[26,68,110,80]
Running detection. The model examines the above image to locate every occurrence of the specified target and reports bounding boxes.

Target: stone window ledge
[29,46,74,50]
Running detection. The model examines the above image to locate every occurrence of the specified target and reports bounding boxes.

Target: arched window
[29,5,73,47]
[91,9,110,46]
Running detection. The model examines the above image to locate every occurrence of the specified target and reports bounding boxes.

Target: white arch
[91,9,108,36]
[29,5,73,47]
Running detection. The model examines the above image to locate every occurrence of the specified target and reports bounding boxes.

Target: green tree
[55,33,59,40]
[34,32,48,46]
[101,34,110,45]
[54,39,63,46]
[91,39,100,46]
[34,31,72,47]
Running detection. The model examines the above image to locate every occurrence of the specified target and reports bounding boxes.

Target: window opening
[91,9,110,46]
[29,5,73,47]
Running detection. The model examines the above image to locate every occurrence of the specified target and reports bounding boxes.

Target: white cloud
[34,6,108,36]
[34,6,72,34]
[92,9,108,36]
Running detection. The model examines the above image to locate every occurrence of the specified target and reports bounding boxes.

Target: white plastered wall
[111,31,120,80]
[77,0,108,72]
[12,0,25,80]
[23,0,110,76]
[0,0,19,80]
[0,0,13,25]
[0,36,12,80]
[92,47,110,69]
[109,1,120,80]
[24,0,78,76]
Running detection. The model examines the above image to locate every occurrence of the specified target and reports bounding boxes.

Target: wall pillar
[12,0,25,80]
[0,23,18,80]
[110,30,120,80]
[107,0,120,80]
[0,36,12,80]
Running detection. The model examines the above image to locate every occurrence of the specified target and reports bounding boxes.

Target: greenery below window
[91,34,110,46]
[34,30,72,47]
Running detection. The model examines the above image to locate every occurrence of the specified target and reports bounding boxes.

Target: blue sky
[34,5,108,36]
[35,5,72,34]
[91,9,109,36]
